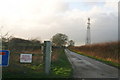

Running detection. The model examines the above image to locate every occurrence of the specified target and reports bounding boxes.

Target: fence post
[44,41,52,74]
[41,44,44,54]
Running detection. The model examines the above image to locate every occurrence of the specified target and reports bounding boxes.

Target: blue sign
[0,50,10,66]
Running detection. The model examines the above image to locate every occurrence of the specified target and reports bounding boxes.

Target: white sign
[20,54,32,63]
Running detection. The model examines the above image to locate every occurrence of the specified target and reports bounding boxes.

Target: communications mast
[86,18,91,45]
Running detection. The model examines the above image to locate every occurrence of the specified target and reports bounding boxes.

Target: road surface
[65,49,119,78]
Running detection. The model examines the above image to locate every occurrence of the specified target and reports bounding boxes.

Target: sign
[0,50,10,66]
[20,54,32,63]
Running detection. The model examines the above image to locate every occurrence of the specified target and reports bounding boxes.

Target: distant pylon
[86,18,91,45]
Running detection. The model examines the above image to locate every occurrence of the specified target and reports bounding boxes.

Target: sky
[0,0,119,46]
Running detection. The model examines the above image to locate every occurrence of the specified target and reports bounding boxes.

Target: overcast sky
[0,0,119,45]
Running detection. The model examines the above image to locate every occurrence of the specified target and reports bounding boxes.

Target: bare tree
[0,26,13,50]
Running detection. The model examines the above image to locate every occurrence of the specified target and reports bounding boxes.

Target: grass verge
[51,48,73,78]
[69,49,120,69]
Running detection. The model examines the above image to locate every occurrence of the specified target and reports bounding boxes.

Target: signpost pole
[0,39,2,80]
[44,41,52,74]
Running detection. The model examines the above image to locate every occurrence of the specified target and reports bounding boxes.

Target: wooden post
[41,45,44,54]
[41,45,44,63]
[44,41,52,74]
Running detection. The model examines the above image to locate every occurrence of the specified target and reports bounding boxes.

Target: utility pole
[86,18,91,45]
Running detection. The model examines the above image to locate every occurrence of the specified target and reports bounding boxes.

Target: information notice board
[20,54,32,63]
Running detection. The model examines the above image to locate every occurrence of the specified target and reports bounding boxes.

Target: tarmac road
[65,49,119,79]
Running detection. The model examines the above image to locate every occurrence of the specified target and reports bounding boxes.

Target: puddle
[77,58,81,60]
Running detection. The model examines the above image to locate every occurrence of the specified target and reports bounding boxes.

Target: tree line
[1,33,75,52]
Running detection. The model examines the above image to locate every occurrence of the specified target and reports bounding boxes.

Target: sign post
[0,40,2,80]
[44,41,52,74]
